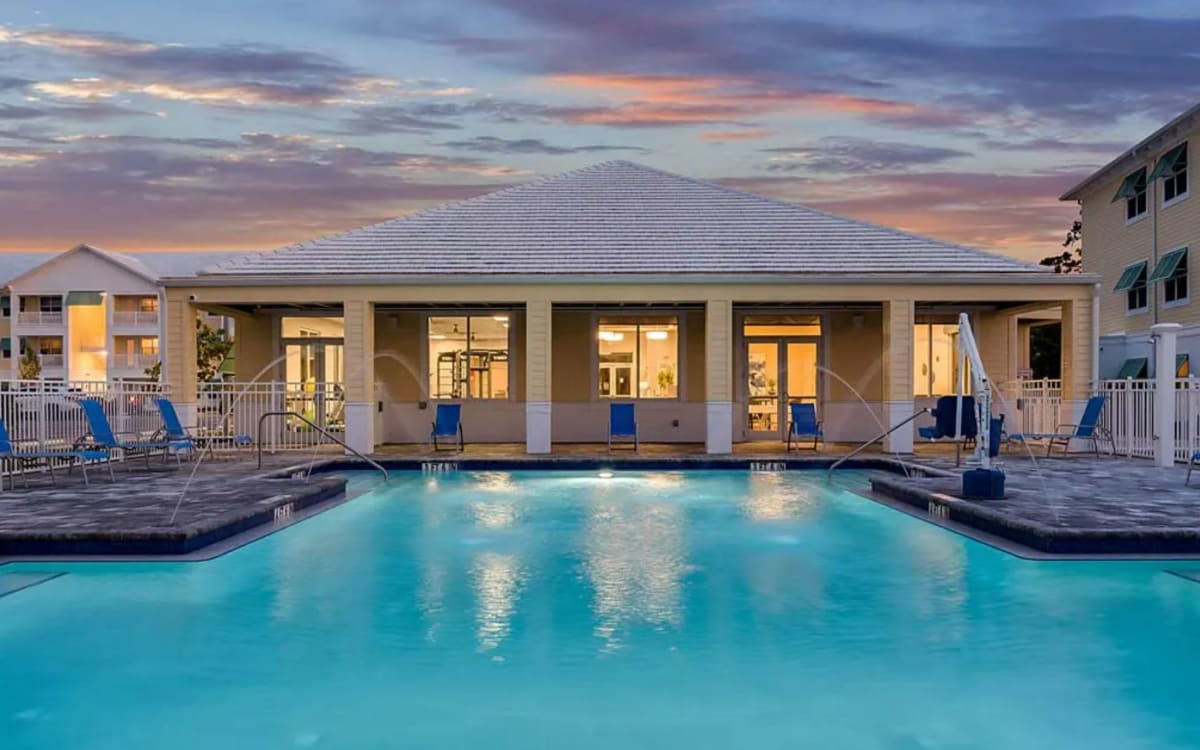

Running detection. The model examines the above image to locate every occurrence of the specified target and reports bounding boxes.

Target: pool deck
[0,456,345,559]
[2,442,1200,561]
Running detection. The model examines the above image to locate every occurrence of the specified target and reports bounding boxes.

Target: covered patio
[159,161,1097,457]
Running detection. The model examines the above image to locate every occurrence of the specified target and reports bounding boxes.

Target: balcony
[111,352,159,369]
[113,310,159,327]
[17,311,64,327]
[36,354,65,369]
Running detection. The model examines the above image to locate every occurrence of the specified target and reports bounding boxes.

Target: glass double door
[745,338,819,439]
[283,339,345,432]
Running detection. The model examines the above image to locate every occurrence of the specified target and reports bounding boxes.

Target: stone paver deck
[871,453,1200,555]
[0,456,346,557]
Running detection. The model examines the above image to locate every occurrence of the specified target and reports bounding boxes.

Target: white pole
[1152,322,1181,467]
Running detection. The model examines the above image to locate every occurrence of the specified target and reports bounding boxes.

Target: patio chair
[431,403,464,451]
[918,395,978,443]
[785,402,822,451]
[0,418,112,488]
[608,402,638,452]
[1008,395,1112,457]
[78,398,193,468]
[155,398,250,457]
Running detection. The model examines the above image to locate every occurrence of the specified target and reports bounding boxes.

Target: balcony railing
[37,354,64,368]
[111,352,159,369]
[113,310,159,327]
[17,311,64,326]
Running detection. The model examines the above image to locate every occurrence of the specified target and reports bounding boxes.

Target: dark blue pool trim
[290,456,936,477]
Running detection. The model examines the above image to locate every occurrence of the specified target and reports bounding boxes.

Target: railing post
[1152,323,1181,467]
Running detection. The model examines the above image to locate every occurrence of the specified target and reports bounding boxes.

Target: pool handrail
[256,410,389,481]
[827,407,929,479]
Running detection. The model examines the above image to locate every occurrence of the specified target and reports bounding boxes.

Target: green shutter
[1116,357,1149,379]
[1178,354,1190,378]
[1,337,10,351]
[0,296,9,316]
[64,291,103,306]
[1149,248,1188,282]
[1111,168,1147,202]
[1150,143,1187,181]
[1113,261,1147,291]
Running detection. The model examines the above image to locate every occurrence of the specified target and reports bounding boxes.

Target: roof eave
[164,271,1097,288]
[1060,101,1200,202]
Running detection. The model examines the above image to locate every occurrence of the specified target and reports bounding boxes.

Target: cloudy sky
[1,0,1197,260]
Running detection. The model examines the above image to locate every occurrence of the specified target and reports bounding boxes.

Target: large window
[1114,261,1148,312]
[597,317,678,399]
[913,323,963,397]
[428,315,510,399]
[1126,168,1147,220]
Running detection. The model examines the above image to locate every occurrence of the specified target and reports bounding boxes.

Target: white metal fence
[198,381,345,452]
[0,379,166,450]
[997,378,1062,436]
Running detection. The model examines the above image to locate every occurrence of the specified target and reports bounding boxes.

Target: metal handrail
[256,410,388,481]
[827,408,929,479]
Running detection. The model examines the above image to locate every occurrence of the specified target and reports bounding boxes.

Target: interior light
[598,330,624,342]
[645,330,668,340]
[492,315,509,322]
[598,470,614,479]
[430,334,447,340]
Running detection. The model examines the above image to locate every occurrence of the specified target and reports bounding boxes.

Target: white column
[1153,322,1181,467]
[705,299,733,454]
[525,299,552,454]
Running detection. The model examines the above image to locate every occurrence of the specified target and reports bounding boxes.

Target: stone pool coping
[869,474,1200,556]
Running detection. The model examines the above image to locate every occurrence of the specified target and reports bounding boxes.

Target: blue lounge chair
[1009,395,1112,457]
[786,402,822,451]
[156,398,250,456]
[79,398,192,467]
[608,402,638,452]
[0,419,111,488]
[431,403,463,451]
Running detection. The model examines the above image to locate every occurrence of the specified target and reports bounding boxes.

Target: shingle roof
[0,247,261,286]
[205,161,1043,278]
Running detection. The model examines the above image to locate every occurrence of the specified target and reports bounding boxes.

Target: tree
[1028,323,1062,379]
[18,347,41,380]
[1040,218,1082,273]
[145,319,235,382]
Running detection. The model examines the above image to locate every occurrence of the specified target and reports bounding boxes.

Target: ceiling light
[598,330,624,342]
[645,330,668,340]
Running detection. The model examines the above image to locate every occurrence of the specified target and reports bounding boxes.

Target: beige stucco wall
[1080,130,1199,336]
[232,313,276,381]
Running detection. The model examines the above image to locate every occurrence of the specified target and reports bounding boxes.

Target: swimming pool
[2,470,1200,749]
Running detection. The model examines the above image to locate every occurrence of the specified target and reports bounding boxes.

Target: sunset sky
[1,0,1197,260]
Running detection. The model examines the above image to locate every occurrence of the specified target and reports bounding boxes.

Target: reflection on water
[741,473,819,521]
[471,552,524,655]
[584,491,687,653]
[418,562,446,643]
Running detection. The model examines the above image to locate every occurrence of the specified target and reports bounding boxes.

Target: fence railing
[111,352,158,369]
[198,381,345,452]
[112,310,159,327]
[37,354,65,369]
[1095,379,1157,458]
[17,311,63,326]
[997,378,1062,436]
[0,379,166,450]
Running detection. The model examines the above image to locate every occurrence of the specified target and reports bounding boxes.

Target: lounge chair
[155,398,250,457]
[918,395,978,441]
[608,402,638,452]
[78,398,192,467]
[431,403,464,451]
[785,402,822,451]
[1009,395,1112,457]
[0,419,111,488]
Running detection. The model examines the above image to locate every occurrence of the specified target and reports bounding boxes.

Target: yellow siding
[1080,127,1200,335]
[374,311,424,401]
[343,300,374,402]
[976,312,1016,386]
[882,300,914,401]
[164,298,197,402]
[1060,297,1093,400]
[705,299,732,402]
[525,299,552,402]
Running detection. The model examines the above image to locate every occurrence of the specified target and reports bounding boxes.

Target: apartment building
[1062,103,1199,378]
[0,244,249,381]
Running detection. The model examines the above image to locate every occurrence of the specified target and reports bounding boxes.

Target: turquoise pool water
[3,470,1200,749]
